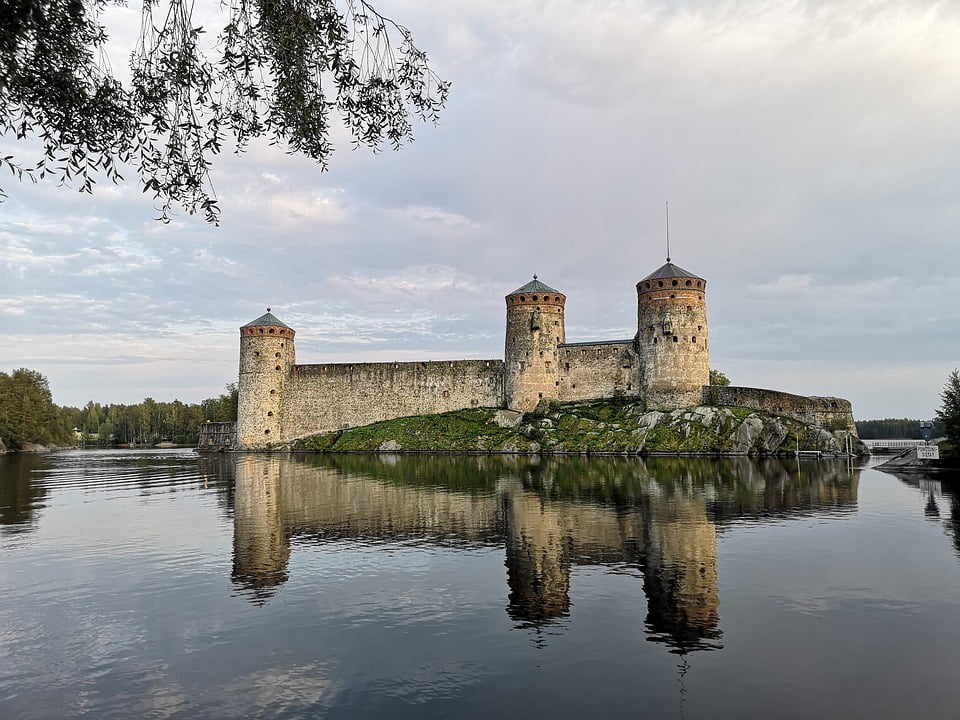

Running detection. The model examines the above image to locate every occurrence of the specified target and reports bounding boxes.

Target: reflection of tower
[504,277,566,412]
[642,495,721,653]
[237,309,296,449]
[232,457,290,604]
[636,262,709,410]
[503,490,571,625]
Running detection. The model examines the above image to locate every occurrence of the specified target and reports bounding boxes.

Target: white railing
[862,439,927,450]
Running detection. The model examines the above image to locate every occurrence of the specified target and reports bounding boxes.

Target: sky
[2,0,958,420]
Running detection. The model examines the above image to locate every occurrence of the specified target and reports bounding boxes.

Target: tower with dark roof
[636,262,709,409]
[237,309,296,448]
[504,276,566,411]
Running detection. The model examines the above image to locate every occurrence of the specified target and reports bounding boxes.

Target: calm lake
[1,450,959,719]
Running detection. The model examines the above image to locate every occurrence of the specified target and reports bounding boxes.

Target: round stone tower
[504,276,566,412]
[237,309,296,448]
[636,261,709,410]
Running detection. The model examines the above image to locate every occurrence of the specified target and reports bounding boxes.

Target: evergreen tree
[936,369,960,452]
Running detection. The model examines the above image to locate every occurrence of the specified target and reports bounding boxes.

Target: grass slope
[289,400,856,456]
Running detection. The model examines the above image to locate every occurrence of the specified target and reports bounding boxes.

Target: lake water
[1,450,959,719]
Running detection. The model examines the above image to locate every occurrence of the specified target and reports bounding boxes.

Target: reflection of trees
[948,492,960,557]
[0,454,49,531]
[228,454,860,653]
[892,472,960,559]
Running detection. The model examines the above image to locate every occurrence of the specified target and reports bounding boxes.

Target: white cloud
[397,205,479,229]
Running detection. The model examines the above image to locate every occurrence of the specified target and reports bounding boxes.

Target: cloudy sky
[2,0,958,420]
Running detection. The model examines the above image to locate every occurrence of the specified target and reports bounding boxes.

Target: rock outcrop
[290,400,867,456]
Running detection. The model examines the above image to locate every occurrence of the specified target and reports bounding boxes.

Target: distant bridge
[862,439,929,454]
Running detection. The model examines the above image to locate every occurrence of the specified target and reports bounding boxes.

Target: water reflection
[229,454,860,654]
[0,454,49,534]
[890,471,960,558]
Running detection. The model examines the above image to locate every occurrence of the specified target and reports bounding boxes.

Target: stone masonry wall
[557,341,640,402]
[281,359,505,440]
[703,386,857,432]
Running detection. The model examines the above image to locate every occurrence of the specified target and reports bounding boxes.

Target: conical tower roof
[508,275,562,296]
[640,262,704,283]
[242,308,291,328]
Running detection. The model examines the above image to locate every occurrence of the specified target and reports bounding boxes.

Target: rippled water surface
[2,450,960,719]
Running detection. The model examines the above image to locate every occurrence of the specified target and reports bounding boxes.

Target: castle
[233,259,855,449]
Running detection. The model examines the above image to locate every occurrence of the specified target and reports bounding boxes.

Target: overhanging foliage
[1,0,449,223]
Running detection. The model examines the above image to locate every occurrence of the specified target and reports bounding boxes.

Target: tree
[854,418,945,440]
[709,369,731,387]
[0,367,74,450]
[201,383,239,422]
[1,0,449,223]
[936,369,960,452]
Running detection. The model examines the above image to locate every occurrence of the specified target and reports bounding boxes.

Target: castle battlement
[233,262,852,449]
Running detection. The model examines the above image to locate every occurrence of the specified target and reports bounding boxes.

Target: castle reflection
[211,454,860,654]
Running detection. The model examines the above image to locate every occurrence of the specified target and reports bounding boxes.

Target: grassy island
[288,400,864,456]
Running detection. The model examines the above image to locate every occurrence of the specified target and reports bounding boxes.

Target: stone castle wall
[703,386,856,431]
[281,359,504,439]
[557,341,640,402]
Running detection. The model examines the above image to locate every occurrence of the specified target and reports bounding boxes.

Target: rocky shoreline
[286,400,867,456]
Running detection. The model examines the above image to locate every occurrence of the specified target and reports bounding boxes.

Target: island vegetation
[290,399,863,456]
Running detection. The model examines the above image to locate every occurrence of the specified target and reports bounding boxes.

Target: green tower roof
[509,275,562,295]
[242,308,291,328]
[640,262,704,283]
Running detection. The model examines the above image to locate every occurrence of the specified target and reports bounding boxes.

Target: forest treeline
[854,418,944,439]
[0,368,237,451]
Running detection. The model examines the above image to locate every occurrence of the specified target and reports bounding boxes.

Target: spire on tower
[665,201,671,263]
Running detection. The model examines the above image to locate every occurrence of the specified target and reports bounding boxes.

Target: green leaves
[936,369,960,453]
[708,369,731,386]
[1,0,448,224]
